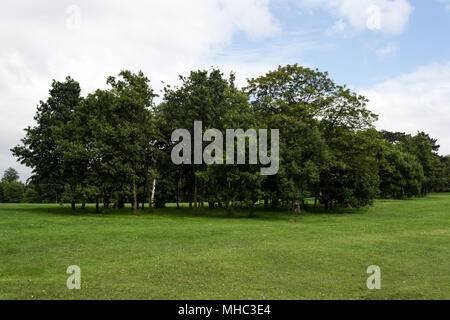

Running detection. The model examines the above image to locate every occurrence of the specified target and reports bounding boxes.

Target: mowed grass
[0,194,449,300]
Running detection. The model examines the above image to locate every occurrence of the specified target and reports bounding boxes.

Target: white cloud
[361,62,450,155]
[0,0,284,181]
[299,0,414,35]
[376,42,398,56]
[326,19,347,36]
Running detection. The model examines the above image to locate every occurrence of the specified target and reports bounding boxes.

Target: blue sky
[1,0,449,181]
[226,0,450,89]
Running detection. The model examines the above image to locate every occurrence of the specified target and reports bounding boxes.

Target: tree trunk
[81,200,86,210]
[96,196,100,213]
[193,174,198,214]
[71,201,76,211]
[271,196,279,208]
[249,203,255,218]
[176,178,180,209]
[149,178,156,213]
[292,200,301,214]
[104,195,110,209]
[132,176,137,215]
[226,200,231,216]
[143,166,149,211]
[226,181,231,215]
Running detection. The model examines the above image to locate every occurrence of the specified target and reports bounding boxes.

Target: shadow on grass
[0,202,371,222]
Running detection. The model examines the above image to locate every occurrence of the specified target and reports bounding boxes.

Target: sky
[1,0,449,181]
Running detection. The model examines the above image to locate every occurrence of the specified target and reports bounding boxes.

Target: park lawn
[0,194,449,300]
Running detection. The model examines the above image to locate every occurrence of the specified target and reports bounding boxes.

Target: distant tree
[441,155,450,191]
[0,181,4,202]
[379,146,424,198]
[2,168,19,183]
[3,182,25,203]
[319,129,383,209]
[1,168,23,203]
[401,132,442,195]
[379,130,410,145]
[23,187,41,203]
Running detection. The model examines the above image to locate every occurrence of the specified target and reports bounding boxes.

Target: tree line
[9,65,450,214]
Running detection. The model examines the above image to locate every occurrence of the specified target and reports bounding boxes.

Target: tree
[259,115,327,212]
[0,181,5,202]
[400,132,442,195]
[105,70,158,214]
[319,129,382,209]
[245,64,379,209]
[1,168,21,203]
[440,155,450,191]
[379,130,410,145]
[23,187,41,203]
[157,69,246,211]
[11,65,448,214]
[379,146,424,198]
[2,168,19,183]
[3,182,25,203]
[245,64,378,132]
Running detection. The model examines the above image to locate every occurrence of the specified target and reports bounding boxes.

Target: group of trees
[0,167,40,203]
[0,168,24,203]
[10,64,450,214]
[379,131,449,198]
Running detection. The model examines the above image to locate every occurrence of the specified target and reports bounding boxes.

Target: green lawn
[0,194,449,300]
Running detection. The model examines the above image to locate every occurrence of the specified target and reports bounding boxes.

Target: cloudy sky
[1,0,449,181]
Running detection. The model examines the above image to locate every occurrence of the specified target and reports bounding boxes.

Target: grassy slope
[0,194,449,300]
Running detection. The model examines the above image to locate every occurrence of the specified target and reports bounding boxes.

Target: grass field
[0,194,449,300]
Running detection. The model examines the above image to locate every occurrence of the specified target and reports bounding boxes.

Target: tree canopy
[10,65,450,212]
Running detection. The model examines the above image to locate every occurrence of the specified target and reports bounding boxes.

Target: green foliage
[440,155,450,191]
[319,129,382,208]
[11,65,449,209]
[2,168,19,183]
[379,146,424,198]
[11,77,81,204]
[23,188,40,203]
[2,181,25,203]
[246,64,381,210]
[379,130,446,198]
[0,181,4,202]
